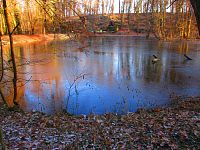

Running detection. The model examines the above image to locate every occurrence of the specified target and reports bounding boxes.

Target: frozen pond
[11,36,200,114]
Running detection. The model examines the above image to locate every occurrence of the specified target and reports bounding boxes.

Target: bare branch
[166,0,178,9]
[11,22,20,35]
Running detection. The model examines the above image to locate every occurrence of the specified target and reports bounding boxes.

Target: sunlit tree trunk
[102,0,105,15]
[43,0,47,35]
[120,1,125,26]
[145,0,151,38]
[110,0,114,14]
[25,0,35,34]
[127,0,132,30]
[0,32,3,82]
[119,0,121,14]
[13,0,22,34]
[185,1,192,38]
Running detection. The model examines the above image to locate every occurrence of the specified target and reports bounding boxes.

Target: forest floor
[0,96,199,149]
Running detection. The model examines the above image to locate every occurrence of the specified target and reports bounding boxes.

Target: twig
[66,73,87,110]
[17,76,32,87]
[166,0,178,9]
[10,22,20,35]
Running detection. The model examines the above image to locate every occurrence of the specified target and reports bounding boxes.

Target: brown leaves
[0,98,200,149]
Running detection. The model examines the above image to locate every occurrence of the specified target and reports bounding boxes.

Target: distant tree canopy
[0,0,199,38]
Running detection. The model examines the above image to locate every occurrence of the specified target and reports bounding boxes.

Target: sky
[16,0,132,14]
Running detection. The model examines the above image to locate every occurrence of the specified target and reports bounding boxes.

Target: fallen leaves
[0,97,200,149]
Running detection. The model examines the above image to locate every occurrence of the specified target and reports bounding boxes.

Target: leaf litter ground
[0,96,199,149]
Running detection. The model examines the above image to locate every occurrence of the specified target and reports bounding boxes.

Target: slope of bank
[0,97,199,149]
[1,34,69,46]
[1,32,152,46]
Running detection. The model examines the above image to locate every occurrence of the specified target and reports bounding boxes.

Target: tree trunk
[0,127,6,150]
[119,0,121,14]
[190,0,200,36]
[0,32,3,82]
[43,0,47,35]
[2,0,18,106]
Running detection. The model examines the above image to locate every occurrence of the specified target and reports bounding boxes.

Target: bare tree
[2,0,20,107]
[168,0,200,36]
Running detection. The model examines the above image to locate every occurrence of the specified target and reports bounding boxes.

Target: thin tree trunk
[0,33,3,82]
[0,57,6,105]
[0,127,6,150]
[3,0,18,106]
[127,0,132,31]
[119,0,121,14]
[186,6,192,38]
[43,0,47,35]
[0,89,7,107]
[0,24,7,107]
[120,1,125,26]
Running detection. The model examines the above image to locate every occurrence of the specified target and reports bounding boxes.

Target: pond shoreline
[1,33,148,47]
[0,96,199,149]
[91,33,200,42]
[1,34,69,46]
[1,33,199,47]
[89,31,149,37]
